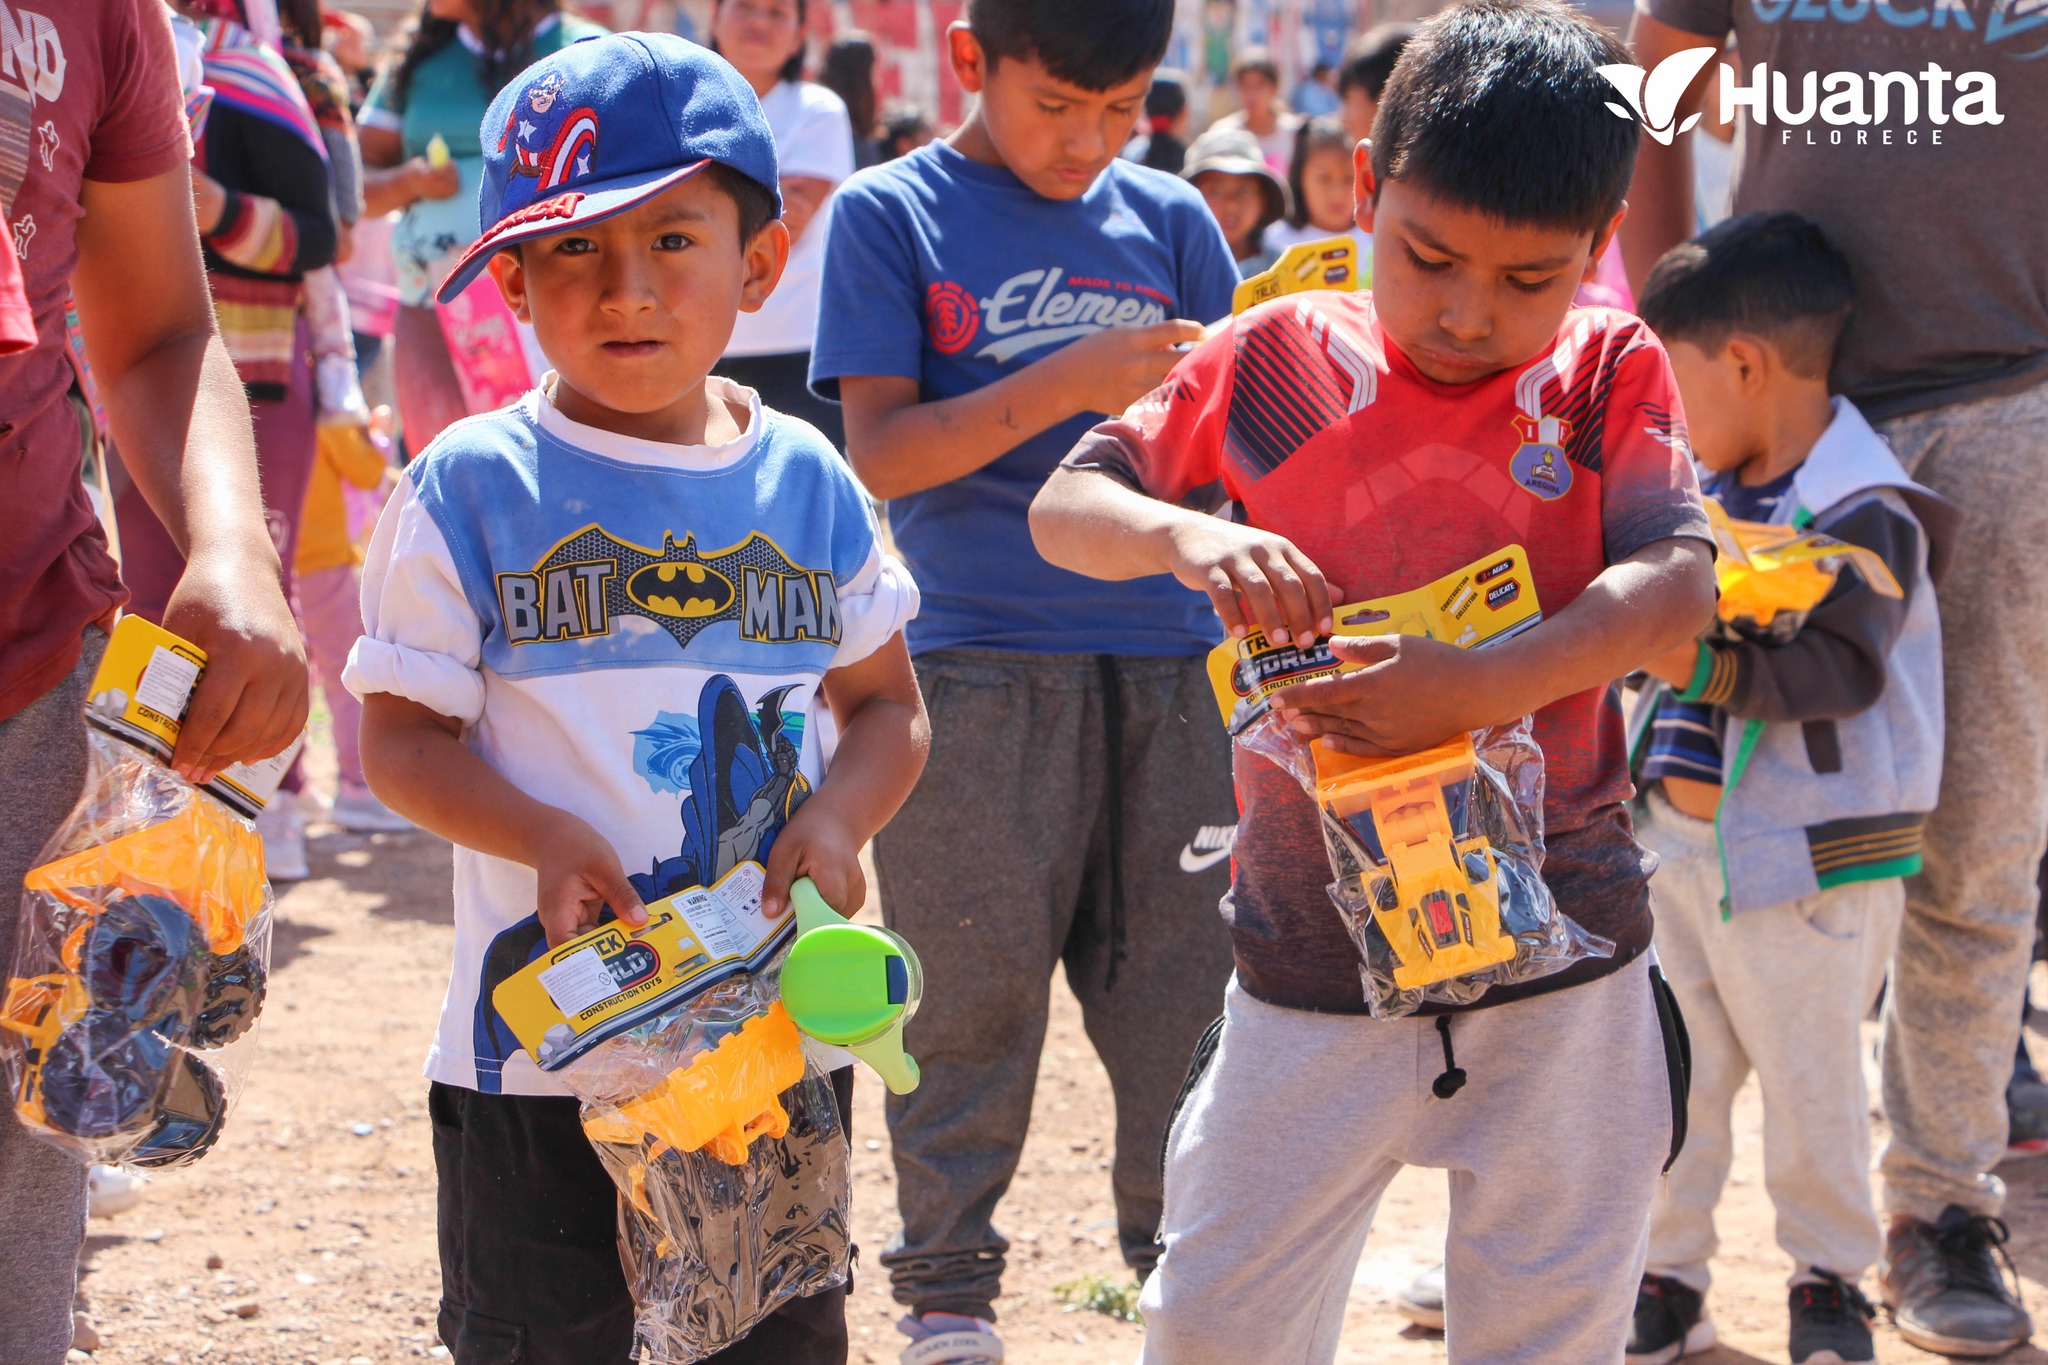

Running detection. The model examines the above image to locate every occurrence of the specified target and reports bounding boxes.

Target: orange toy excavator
[1312,735,1516,991]
[580,1003,807,1166]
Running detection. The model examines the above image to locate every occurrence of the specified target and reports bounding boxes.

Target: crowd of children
[7,0,2040,1362]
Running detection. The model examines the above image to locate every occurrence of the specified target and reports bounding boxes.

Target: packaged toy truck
[1208,547,1612,1016]
[1,616,300,1168]
[1704,496,1902,643]
[494,868,922,1363]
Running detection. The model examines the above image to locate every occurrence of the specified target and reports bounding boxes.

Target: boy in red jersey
[1030,3,1717,1361]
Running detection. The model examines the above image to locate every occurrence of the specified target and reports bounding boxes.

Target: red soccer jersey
[1069,293,1710,1013]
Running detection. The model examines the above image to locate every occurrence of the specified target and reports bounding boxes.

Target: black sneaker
[1789,1268,1876,1365]
[1627,1274,1714,1365]
[1882,1206,2033,1357]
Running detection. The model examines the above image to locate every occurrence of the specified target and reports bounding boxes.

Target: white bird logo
[1595,47,1719,145]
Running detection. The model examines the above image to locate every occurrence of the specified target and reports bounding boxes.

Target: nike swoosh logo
[1179,844,1232,873]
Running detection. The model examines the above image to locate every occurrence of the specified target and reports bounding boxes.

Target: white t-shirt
[725,81,856,358]
[342,378,917,1096]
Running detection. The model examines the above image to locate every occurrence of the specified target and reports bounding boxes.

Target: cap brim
[433,158,713,306]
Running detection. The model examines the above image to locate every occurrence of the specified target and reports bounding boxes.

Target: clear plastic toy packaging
[494,868,922,1363]
[1205,547,1613,1017]
[1,617,300,1168]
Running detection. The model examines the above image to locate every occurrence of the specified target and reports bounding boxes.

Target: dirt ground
[66,720,2048,1365]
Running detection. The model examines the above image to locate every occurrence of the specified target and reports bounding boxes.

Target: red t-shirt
[1068,294,1711,1013]
[0,0,189,720]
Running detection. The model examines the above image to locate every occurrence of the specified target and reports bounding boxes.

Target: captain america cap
[434,32,783,305]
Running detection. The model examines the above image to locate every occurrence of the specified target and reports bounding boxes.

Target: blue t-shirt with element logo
[811,140,1241,656]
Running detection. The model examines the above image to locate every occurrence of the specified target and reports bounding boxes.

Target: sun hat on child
[1181,126,1293,226]
[434,32,784,305]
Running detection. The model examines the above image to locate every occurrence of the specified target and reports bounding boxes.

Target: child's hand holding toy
[1160,517,1337,646]
[760,799,867,924]
[1272,633,1516,759]
[535,812,648,947]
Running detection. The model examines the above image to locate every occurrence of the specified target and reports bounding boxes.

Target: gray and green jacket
[1631,397,1955,914]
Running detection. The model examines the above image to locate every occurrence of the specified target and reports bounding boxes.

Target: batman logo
[498,525,843,651]
[625,561,735,619]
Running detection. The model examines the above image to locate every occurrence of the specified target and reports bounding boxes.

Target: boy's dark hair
[704,162,781,244]
[1370,0,1636,233]
[967,0,1173,92]
[1232,47,1281,86]
[1639,212,1856,379]
[1337,22,1415,101]
[1145,70,1188,122]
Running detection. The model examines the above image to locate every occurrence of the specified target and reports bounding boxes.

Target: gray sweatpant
[0,629,103,1365]
[1141,957,1672,1365]
[1879,380,2048,1221]
[1641,789,1902,1293]
[872,650,1238,1321]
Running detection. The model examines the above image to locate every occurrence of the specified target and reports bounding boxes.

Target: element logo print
[926,280,980,355]
[1596,47,1717,145]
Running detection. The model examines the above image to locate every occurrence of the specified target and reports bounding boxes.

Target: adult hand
[162,545,311,784]
[407,155,460,202]
[1046,319,1206,417]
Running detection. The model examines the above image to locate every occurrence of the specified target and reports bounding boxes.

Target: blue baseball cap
[435,32,782,305]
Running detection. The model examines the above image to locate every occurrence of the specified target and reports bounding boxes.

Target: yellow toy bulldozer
[1312,734,1516,991]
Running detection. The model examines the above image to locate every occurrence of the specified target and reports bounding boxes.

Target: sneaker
[315,353,370,427]
[897,1312,1004,1365]
[329,783,414,834]
[1882,1206,2033,1357]
[1627,1274,1715,1365]
[87,1164,147,1218]
[1396,1261,1445,1331]
[255,802,309,882]
[2008,1033,2048,1159]
[1789,1268,1876,1364]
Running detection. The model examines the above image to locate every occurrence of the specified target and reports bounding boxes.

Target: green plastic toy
[780,879,922,1095]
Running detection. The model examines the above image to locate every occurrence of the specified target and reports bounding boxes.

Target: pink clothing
[297,561,366,788]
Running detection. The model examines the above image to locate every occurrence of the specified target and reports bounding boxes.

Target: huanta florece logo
[1598,47,2004,148]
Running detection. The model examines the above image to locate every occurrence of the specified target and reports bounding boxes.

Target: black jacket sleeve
[200,104,338,279]
[1686,497,1922,723]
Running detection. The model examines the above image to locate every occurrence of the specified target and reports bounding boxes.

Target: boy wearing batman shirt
[347,36,927,1364]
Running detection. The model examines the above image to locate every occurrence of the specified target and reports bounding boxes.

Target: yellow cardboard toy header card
[1232,235,1363,316]
[1206,546,1544,735]
[1706,498,1902,632]
[493,862,793,1072]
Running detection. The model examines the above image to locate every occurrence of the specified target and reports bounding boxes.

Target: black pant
[716,350,845,450]
[431,1068,855,1364]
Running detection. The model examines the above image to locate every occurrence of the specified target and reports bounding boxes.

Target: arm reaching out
[1031,464,1334,645]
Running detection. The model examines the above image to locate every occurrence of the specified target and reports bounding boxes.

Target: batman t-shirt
[344,378,918,1096]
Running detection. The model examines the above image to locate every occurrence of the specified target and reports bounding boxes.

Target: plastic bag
[1239,714,1610,1018]
[573,969,849,1363]
[491,865,850,1364]
[0,618,294,1168]
[1203,547,1611,1017]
